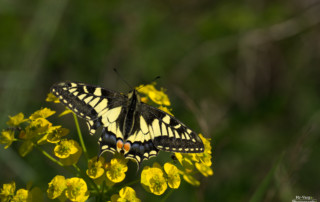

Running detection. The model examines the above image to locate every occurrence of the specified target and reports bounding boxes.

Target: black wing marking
[50,81,127,135]
[140,103,204,153]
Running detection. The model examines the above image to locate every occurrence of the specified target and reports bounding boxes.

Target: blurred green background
[1,0,320,201]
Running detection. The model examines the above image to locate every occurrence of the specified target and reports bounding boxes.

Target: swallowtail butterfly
[51,81,204,167]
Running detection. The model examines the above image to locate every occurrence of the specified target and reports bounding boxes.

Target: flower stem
[35,145,64,167]
[73,113,89,160]
[72,113,100,194]
[100,180,106,198]
[161,188,174,202]
[72,164,81,172]
[122,179,140,187]
[35,145,78,175]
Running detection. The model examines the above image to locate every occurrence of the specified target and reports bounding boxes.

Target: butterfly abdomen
[123,90,140,139]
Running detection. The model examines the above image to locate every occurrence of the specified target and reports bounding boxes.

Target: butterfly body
[51,81,204,166]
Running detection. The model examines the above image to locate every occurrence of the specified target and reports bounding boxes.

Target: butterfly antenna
[136,75,161,91]
[113,68,132,89]
[153,76,161,82]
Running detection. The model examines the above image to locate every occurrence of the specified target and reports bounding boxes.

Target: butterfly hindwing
[123,113,159,164]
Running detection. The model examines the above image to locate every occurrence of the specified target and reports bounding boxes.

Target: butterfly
[50,81,204,167]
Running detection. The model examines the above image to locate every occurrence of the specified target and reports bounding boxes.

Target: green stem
[35,145,79,175]
[121,179,140,188]
[72,164,81,173]
[100,180,106,200]
[35,145,64,167]
[161,188,174,202]
[72,113,89,160]
[72,113,100,194]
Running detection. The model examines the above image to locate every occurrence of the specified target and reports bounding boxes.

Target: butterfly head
[127,89,141,104]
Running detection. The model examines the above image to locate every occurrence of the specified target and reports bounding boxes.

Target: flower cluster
[137,83,173,115]
[139,84,213,193]
[47,176,89,202]
[139,134,213,196]
[86,153,129,186]
[1,108,72,157]
[111,187,140,202]
[141,162,181,195]
[0,181,42,202]
[175,134,213,186]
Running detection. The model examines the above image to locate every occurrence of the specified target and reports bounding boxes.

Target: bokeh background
[1,0,320,201]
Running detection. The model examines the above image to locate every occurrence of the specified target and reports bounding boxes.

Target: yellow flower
[46,126,69,143]
[195,162,213,177]
[141,163,167,195]
[0,130,16,149]
[106,155,128,183]
[11,189,28,202]
[194,134,213,176]
[23,118,52,139]
[0,183,42,202]
[158,106,173,116]
[182,174,200,186]
[54,139,78,158]
[36,126,69,145]
[86,156,105,179]
[65,178,89,202]
[137,83,171,106]
[175,134,213,178]
[173,134,213,186]
[55,139,82,166]
[6,113,27,127]
[164,163,181,189]
[149,90,170,106]
[29,108,55,120]
[175,153,195,173]
[136,84,155,95]
[47,175,67,199]
[111,186,141,202]
[197,134,212,160]
[46,93,60,103]
[0,181,16,201]
[58,109,73,117]
[201,134,211,152]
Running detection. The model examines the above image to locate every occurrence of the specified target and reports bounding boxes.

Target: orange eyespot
[117,140,123,150]
[123,142,131,152]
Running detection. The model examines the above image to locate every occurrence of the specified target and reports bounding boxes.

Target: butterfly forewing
[51,82,126,119]
[51,81,126,135]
